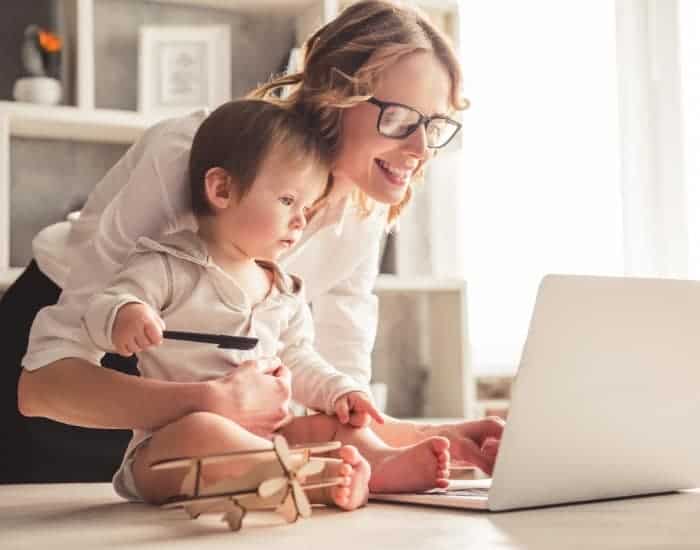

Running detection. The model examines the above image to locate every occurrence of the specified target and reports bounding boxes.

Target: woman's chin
[361,180,410,205]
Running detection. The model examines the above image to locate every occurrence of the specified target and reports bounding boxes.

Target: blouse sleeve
[22,123,193,371]
[310,232,382,388]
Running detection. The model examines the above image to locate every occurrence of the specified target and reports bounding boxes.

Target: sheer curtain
[457,0,698,376]
[680,0,700,278]
[458,1,624,375]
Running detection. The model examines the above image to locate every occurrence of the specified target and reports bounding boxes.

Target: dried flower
[38,29,62,53]
[22,25,62,78]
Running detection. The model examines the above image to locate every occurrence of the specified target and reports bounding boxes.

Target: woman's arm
[20,250,294,434]
[18,358,204,430]
[17,357,293,433]
[311,231,382,388]
[310,224,505,473]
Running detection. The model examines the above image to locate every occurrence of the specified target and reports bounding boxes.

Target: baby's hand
[111,302,165,357]
[334,391,385,428]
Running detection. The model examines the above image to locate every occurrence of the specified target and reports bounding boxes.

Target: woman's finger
[336,398,350,424]
[453,418,505,446]
[481,437,500,457]
[452,436,495,475]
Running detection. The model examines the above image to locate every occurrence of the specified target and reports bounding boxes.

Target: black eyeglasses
[367,97,462,149]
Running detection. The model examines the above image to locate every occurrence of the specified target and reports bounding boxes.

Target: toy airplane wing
[150,440,341,471]
[151,437,344,532]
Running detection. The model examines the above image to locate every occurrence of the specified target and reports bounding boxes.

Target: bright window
[459,1,623,375]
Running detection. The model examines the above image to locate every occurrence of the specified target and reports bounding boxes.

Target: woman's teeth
[376,159,411,185]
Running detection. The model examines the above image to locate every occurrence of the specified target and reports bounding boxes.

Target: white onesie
[82,230,365,500]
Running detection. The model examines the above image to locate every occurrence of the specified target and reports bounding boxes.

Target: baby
[83,99,450,511]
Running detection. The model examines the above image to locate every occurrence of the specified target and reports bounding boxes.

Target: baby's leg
[132,412,275,504]
[132,412,364,508]
[282,414,450,494]
[278,417,370,511]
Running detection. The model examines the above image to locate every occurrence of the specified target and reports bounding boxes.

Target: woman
[13,0,503,483]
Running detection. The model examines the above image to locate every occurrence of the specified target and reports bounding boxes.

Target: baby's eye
[279,196,294,206]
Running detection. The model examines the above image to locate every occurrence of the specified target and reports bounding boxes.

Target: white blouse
[23,110,386,388]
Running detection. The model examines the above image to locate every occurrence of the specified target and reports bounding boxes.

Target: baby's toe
[338,445,361,465]
[431,436,450,454]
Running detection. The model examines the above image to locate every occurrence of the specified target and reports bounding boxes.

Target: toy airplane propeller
[258,435,328,521]
[151,435,344,531]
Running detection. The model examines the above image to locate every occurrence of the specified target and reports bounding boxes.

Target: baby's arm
[110,301,165,357]
[83,250,170,356]
[279,299,382,426]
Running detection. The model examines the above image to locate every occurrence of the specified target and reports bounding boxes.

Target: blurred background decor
[138,24,231,117]
[13,25,63,105]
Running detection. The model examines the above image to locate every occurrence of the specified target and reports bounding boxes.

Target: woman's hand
[334,391,385,427]
[432,417,505,475]
[111,302,165,356]
[205,360,293,436]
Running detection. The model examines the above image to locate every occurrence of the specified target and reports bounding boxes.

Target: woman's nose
[404,123,430,159]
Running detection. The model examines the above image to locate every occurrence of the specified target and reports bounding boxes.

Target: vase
[13,76,62,105]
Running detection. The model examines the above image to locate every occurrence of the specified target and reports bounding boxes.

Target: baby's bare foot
[369,436,450,494]
[327,445,371,511]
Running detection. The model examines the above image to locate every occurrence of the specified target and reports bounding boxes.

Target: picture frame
[138,25,231,118]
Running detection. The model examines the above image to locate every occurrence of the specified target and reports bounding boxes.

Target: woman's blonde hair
[249,0,468,225]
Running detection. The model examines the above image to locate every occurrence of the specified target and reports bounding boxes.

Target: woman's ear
[203,167,238,211]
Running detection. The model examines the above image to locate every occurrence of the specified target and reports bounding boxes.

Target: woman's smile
[375,159,412,187]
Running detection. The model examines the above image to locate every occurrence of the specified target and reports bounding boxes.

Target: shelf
[151,0,458,13]
[0,101,159,144]
[0,268,23,292]
[0,268,464,294]
[150,0,318,12]
[374,274,465,293]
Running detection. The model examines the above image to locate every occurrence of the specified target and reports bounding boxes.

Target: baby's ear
[203,167,237,210]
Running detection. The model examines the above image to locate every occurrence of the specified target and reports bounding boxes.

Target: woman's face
[334,51,452,205]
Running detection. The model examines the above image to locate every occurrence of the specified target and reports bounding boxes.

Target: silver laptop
[371,274,700,511]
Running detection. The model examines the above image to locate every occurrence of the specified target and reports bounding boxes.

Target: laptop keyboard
[444,487,490,497]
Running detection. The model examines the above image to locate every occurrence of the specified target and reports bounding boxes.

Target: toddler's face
[220,149,327,261]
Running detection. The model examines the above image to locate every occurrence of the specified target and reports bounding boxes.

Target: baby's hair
[189,99,332,216]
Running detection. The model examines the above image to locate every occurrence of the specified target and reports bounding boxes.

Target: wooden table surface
[3,483,700,549]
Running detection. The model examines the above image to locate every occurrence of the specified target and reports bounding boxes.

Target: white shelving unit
[0,101,156,144]
[1,0,474,418]
[375,275,475,419]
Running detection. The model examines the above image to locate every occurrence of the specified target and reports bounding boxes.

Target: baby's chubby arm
[279,296,383,424]
[111,302,165,357]
[83,250,169,355]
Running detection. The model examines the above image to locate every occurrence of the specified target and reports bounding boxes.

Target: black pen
[162,330,258,350]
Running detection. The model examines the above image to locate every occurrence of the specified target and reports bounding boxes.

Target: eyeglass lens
[378,104,457,147]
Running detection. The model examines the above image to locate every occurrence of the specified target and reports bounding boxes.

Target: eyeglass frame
[366,97,462,149]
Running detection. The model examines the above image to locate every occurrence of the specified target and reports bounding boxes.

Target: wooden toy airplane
[150,435,344,531]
